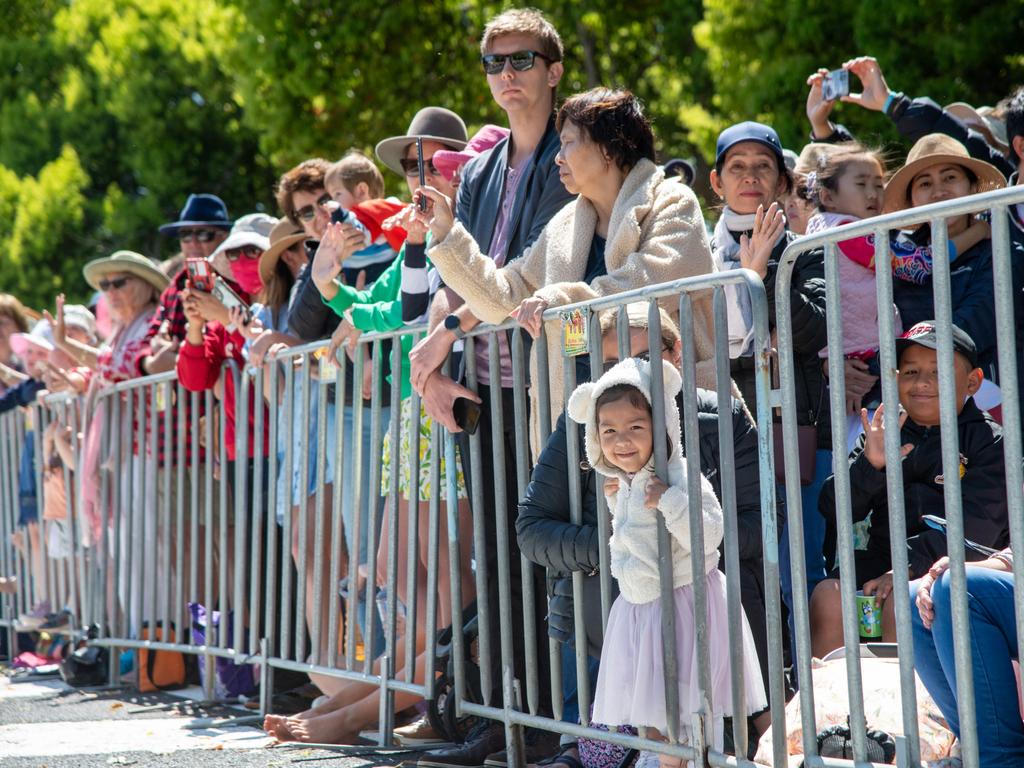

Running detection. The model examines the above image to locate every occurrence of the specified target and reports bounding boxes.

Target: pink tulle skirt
[592,567,767,732]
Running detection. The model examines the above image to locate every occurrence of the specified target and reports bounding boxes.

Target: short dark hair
[556,88,655,172]
[275,158,330,226]
[326,150,385,200]
[1006,87,1024,165]
[595,383,651,419]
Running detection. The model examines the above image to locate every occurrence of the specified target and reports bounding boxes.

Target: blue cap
[715,121,785,171]
[158,193,232,234]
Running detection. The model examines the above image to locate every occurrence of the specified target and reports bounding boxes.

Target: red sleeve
[836,234,876,270]
[176,324,227,392]
[352,199,408,251]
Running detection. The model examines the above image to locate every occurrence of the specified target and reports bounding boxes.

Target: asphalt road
[0,675,409,768]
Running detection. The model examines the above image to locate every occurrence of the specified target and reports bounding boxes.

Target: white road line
[0,719,273,757]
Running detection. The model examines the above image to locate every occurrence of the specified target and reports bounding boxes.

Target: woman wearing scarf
[709,121,831,628]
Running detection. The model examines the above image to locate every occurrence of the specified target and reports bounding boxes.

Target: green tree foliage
[696,0,1024,157]
[0,0,274,307]
[1,0,1021,308]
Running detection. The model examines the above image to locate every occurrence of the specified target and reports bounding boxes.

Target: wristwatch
[443,313,466,340]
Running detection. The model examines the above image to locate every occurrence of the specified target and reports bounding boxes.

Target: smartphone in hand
[822,69,850,101]
[212,277,252,324]
[453,397,482,435]
[417,138,428,212]
[186,258,214,293]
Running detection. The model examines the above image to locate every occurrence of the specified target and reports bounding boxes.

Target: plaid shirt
[134,268,245,466]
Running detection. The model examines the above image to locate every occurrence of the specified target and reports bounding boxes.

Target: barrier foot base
[184,714,262,730]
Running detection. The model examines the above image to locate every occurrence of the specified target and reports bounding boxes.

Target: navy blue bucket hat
[158,193,232,234]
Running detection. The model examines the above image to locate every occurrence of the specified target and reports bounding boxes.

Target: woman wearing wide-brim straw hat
[49,250,167,375]
[885,133,1007,383]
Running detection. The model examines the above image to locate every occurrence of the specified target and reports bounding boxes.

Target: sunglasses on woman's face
[480,49,552,75]
[98,277,131,292]
[225,245,262,262]
[178,229,217,243]
[295,193,332,222]
[400,158,441,178]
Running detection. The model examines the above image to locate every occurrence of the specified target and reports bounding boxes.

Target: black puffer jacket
[727,233,830,448]
[819,398,1009,581]
[516,388,781,666]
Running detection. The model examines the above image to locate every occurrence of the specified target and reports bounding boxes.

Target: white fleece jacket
[567,357,724,605]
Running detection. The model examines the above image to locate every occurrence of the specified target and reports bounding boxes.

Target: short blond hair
[325,150,385,200]
[480,8,563,63]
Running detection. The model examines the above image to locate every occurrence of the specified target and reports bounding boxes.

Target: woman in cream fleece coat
[416,88,716,454]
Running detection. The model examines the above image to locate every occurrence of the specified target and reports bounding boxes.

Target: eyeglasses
[481,50,553,75]
[399,158,441,177]
[225,245,262,261]
[295,193,332,222]
[98,277,131,292]
[177,229,218,243]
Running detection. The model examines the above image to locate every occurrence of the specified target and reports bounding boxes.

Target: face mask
[230,257,263,295]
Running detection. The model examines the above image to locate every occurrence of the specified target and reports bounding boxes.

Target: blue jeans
[911,568,1024,767]
[341,402,390,661]
[779,449,831,613]
[560,642,600,725]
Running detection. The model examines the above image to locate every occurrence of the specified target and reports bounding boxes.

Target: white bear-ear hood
[567,357,684,483]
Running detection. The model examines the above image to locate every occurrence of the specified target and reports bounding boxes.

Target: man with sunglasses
[408,9,574,768]
[137,192,233,377]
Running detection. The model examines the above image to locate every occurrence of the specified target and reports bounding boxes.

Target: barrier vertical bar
[310,358,329,668]
[929,219,979,767]
[234,364,250,654]
[294,353,311,663]
[279,359,295,661]
[250,368,266,655]
[533,323,562,720]
[710,287,748,758]
[990,209,1024,709]
[873,226,921,765]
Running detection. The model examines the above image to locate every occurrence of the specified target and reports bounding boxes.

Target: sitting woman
[413,87,717,452]
[912,550,1024,767]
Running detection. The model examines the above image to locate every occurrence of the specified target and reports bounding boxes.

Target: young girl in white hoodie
[567,357,765,766]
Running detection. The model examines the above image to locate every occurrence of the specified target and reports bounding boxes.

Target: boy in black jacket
[810,322,1009,657]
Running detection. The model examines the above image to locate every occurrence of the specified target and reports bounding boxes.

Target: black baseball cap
[714,121,785,172]
[895,321,979,369]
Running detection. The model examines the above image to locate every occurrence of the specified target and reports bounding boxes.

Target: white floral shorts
[381,397,467,502]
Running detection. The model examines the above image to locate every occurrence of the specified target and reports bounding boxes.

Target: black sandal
[534,743,585,768]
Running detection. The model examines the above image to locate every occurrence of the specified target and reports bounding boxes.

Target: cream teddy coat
[567,357,723,604]
[427,158,717,456]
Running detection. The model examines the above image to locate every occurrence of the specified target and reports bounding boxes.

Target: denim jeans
[911,568,1024,767]
[341,402,390,661]
[560,641,601,725]
[779,451,831,612]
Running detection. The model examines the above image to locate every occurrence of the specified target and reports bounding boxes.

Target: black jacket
[728,233,830,446]
[516,388,781,656]
[819,398,1009,580]
[822,95,1014,179]
[893,238,998,376]
[287,242,394,405]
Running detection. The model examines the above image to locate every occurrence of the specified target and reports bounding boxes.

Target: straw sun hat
[83,250,169,294]
[882,133,1006,214]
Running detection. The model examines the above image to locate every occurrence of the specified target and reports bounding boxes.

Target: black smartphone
[453,397,482,435]
[417,138,428,212]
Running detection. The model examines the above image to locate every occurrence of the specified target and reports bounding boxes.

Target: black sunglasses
[178,229,218,243]
[98,277,131,292]
[481,49,553,75]
[295,193,332,222]
[400,158,441,177]
[225,245,262,262]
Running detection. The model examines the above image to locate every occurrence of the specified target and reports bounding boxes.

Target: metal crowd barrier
[5,184,1018,767]
[775,184,1024,768]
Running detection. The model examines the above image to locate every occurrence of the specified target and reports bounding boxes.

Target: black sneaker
[483,727,561,768]
[416,720,504,768]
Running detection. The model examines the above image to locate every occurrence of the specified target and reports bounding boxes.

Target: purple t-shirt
[476,148,534,387]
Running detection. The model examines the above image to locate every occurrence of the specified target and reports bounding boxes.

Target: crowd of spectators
[3,9,1024,766]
